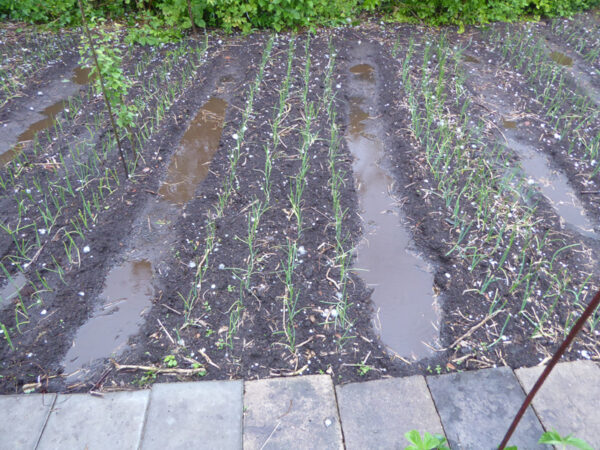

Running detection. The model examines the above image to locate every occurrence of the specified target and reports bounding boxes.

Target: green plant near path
[78,20,138,142]
[405,429,592,449]
[404,431,449,450]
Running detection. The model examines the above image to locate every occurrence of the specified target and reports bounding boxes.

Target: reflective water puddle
[0,67,93,166]
[506,136,596,237]
[63,95,228,375]
[0,272,27,309]
[347,63,438,360]
[158,97,228,204]
[63,260,154,376]
[550,51,573,67]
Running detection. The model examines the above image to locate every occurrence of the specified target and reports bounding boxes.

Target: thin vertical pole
[77,0,129,178]
[187,0,197,34]
[499,289,600,449]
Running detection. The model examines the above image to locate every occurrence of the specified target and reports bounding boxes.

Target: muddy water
[158,97,227,204]
[0,66,92,166]
[347,63,438,359]
[464,55,481,64]
[502,118,518,129]
[549,51,574,67]
[62,95,229,375]
[506,136,597,237]
[0,273,27,309]
[349,64,375,82]
[63,260,154,375]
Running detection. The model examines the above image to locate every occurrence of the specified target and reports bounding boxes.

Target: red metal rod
[498,288,600,449]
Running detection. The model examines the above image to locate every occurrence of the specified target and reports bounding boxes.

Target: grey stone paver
[336,376,444,449]
[515,361,600,448]
[37,390,149,450]
[0,393,55,450]
[140,381,243,449]
[243,375,343,450]
[427,367,545,450]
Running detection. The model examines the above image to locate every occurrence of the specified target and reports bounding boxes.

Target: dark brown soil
[1,17,599,394]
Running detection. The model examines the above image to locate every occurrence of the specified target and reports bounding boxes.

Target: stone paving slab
[515,360,600,448]
[37,390,149,450]
[243,375,343,449]
[0,393,55,450]
[336,375,444,449]
[427,367,545,450]
[140,380,243,449]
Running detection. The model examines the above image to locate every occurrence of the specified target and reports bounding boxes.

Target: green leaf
[539,430,593,450]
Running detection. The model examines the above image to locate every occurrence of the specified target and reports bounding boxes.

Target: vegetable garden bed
[1,12,599,394]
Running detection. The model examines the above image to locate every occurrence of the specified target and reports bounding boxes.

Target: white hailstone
[330,309,338,318]
[232,133,239,140]
[78,291,85,296]
[527,179,535,185]
[29,106,34,111]
[211,284,216,289]
[188,261,196,268]
[445,273,451,279]
[321,308,329,317]
[553,133,561,140]
[324,418,333,427]
[26,188,31,194]
[218,263,225,270]
[83,245,90,253]
[37,91,43,96]
[41,309,47,315]
[298,245,307,256]
[336,83,341,89]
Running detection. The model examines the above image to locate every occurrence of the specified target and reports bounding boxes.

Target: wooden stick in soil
[77,0,129,179]
[498,288,600,449]
[187,0,197,34]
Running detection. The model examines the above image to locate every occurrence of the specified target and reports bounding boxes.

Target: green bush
[382,0,600,28]
[1,0,599,38]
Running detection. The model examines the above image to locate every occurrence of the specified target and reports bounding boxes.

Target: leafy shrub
[1,0,599,38]
[382,0,600,29]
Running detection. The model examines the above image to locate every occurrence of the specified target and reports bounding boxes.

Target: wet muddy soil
[345,58,438,359]
[1,17,600,394]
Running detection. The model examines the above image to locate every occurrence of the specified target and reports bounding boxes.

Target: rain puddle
[549,51,574,67]
[0,66,92,166]
[347,63,438,359]
[349,64,375,82]
[506,136,596,237]
[63,260,154,376]
[0,272,27,309]
[158,97,227,204]
[502,118,518,129]
[544,41,600,106]
[463,55,481,64]
[63,95,228,375]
